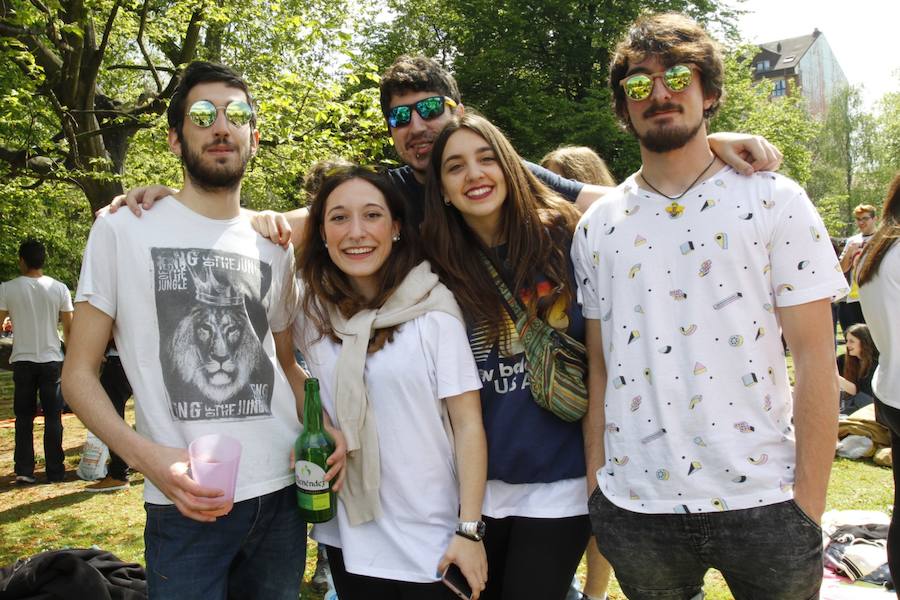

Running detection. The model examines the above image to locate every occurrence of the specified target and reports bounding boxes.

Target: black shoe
[46,473,65,483]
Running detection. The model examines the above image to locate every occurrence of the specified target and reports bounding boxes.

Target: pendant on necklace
[665,201,685,219]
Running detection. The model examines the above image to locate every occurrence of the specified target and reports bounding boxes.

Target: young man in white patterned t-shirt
[572,13,849,600]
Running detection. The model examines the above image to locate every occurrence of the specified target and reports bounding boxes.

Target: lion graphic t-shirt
[153,248,275,422]
[76,197,299,505]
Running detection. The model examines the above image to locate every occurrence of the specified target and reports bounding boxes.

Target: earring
[442,195,451,206]
[392,233,400,242]
[322,238,328,248]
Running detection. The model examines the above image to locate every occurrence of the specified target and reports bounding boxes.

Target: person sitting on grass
[837,323,880,416]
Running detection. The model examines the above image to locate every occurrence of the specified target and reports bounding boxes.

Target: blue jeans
[12,361,64,479]
[588,488,822,599]
[144,485,306,600]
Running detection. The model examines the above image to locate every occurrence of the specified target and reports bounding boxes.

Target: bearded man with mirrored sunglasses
[572,13,848,600]
[62,61,347,600]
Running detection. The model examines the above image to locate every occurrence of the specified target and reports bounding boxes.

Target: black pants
[13,361,64,479]
[325,545,458,600]
[99,356,133,480]
[875,400,900,591]
[837,301,866,336]
[481,514,590,600]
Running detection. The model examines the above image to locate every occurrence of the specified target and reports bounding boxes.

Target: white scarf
[326,260,464,525]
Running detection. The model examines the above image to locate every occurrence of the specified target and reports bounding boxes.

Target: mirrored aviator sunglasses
[387,95,457,128]
[187,100,255,128]
[621,64,695,101]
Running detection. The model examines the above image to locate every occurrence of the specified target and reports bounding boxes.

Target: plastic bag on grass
[76,431,109,481]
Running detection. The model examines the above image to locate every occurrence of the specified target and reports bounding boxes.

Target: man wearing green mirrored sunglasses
[576,13,847,600]
[63,61,327,600]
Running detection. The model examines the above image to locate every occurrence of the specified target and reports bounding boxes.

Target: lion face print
[153,248,274,422]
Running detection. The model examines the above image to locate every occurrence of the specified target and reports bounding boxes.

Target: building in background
[752,29,848,117]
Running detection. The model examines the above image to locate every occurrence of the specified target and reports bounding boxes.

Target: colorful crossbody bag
[479,253,588,422]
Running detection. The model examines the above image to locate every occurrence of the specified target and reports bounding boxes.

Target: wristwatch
[455,520,486,542]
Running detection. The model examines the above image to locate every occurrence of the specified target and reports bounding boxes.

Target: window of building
[756,60,771,72]
[773,79,787,96]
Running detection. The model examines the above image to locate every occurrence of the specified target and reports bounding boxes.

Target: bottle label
[295,460,328,493]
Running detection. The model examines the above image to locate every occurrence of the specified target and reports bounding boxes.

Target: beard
[180,135,251,191]
[634,102,705,153]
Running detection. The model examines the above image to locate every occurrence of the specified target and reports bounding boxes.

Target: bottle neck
[303,380,324,432]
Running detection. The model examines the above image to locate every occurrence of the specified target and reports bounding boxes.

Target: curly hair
[609,12,725,131]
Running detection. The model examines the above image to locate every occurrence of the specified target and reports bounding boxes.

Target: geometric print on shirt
[572,167,849,514]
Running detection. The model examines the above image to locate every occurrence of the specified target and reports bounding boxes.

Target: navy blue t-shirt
[469,244,586,484]
[387,162,584,228]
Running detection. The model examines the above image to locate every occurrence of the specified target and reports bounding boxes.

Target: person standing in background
[838,204,878,334]
[0,239,73,484]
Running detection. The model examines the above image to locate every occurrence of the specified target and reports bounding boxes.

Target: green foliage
[817,194,852,238]
[0,179,92,287]
[806,78,900,223]
[363,0,738,177]
[711,45,817,186]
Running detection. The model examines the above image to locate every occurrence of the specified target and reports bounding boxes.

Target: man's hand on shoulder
[97,185,176,218]
[708,132,783,175]
[247,209,293,249]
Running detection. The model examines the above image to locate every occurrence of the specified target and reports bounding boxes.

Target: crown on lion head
[188,264,245,308]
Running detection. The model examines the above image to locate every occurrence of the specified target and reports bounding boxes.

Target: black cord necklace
[640,155,717,218]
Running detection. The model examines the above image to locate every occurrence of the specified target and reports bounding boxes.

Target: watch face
[475,521,486,538]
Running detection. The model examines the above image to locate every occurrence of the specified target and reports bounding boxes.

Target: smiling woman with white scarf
[291,164,489,600]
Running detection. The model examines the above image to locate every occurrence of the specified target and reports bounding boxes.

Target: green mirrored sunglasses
[387,96,457,129]
[187,100,255,128]
[620,64,696,101]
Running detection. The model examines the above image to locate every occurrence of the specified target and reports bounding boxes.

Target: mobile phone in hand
[441,563,474,600]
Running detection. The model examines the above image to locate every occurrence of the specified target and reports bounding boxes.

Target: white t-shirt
[295,307,481,583]
[76,197,300,505]
[0,276,73,363]
[482,477,586,519]
[859,242,900,408]
[572,167,848,514]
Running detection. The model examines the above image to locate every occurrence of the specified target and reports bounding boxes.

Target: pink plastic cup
[188,434,242,507]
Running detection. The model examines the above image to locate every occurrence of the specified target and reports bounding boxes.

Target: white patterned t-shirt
[572,166,848,514]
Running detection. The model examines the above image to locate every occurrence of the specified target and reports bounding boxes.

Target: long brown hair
[297,166,421,352]
[842,323,879,385]
[858,172,900,285]
[421,112,581,344]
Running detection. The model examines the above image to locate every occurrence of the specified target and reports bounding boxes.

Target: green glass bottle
[295,378,336,522]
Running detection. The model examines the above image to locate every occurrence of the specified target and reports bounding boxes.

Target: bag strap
[478,251,526,323]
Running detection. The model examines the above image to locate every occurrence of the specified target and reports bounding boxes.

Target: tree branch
[107,63,177,73]
[135,0,161,91]
[46,90,81,168]
[179,8,203,64]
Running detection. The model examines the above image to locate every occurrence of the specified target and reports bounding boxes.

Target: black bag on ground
[0,547,146,599]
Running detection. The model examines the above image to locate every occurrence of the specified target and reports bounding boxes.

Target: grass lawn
[0,364,893,599]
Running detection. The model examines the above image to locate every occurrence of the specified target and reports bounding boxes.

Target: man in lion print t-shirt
[62,61,344,600]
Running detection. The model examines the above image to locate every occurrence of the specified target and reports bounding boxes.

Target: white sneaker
[15,475,37,484]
